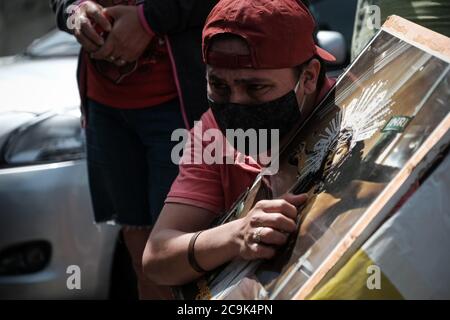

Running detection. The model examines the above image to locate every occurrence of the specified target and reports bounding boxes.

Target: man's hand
[72,1,112,53]
[234,193,308,261]
[91,5,154,66]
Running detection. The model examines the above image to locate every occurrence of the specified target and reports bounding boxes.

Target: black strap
[188,231,207,273]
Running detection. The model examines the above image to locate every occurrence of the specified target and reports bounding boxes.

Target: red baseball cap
[202,0,336,69]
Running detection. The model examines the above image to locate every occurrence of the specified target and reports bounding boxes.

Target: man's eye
[247,84,268,92]
[211,82,229,91]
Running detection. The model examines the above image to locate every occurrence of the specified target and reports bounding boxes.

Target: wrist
[188,231,208,273]
[226,219,244,257]
[196,221,242,271]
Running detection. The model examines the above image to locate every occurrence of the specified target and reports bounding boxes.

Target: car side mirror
[317,30,347,67]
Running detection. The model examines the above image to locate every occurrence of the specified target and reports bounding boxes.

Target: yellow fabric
[308,249,403,300]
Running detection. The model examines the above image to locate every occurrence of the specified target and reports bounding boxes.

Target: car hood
[0,56,80,115]
[0,56,80,147]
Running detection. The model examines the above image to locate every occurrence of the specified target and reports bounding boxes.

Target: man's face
[206,37,301,105]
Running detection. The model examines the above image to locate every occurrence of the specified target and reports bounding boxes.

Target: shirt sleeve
[165,162,224,214]
[165,112,225,215]
[51,0,79,33]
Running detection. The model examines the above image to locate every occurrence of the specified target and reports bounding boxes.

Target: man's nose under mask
[208,80,305,158]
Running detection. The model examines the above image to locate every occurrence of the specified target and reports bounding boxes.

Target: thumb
[280,193,308,207]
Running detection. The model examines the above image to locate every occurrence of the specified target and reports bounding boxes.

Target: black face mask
[208,82,304,156]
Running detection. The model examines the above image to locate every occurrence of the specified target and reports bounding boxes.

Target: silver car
[0,30,127,300]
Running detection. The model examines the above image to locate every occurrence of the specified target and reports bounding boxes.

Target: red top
[84,2,178,108]
[86,39,178,108]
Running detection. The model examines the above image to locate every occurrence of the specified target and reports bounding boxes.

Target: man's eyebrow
[234,77,273,84]
[208,74,225,82]
[208,73,273,84]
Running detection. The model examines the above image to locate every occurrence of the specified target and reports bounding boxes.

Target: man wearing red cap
[143,0,336,287]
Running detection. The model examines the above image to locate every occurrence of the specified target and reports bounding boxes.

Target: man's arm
[143,194,306,286]
[143,203,240,286]
[50,0,77,33]
[51,0,217,64]
[51,0,217,35]
[92,0,218,62]
[51,0,113,54]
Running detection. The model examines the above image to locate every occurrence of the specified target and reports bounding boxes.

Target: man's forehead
[207,67,274,83]
[207,65,296,84]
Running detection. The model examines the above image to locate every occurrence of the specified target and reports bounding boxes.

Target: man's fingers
[80,17,104,46]
[82,1,111,33]
[256,199,298,219]
[74,28,101,53]
[91,37,115,60]
[280,193,309,208]
[90,8,112,32]
[251,213,296,233]
[248,243,276,260]
[258,227,288,246]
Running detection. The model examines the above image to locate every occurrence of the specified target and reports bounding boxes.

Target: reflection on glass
[180,30,450,300]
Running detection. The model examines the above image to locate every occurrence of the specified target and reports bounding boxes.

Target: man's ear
[302,58,321,95]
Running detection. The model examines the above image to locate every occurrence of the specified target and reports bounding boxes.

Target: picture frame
[179,15,450,300]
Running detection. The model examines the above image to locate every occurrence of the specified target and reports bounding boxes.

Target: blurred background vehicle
[309,0,358,77]
[0,30,137,299]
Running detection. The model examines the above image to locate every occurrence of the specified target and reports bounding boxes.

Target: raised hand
[234,193,308,260]
[90,5,154,66]
[71,1,112,53]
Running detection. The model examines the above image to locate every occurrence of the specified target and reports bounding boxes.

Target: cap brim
[316,45,336,62]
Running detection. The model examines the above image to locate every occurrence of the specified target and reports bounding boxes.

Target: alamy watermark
[365,5,381,31]
[66,4,83,31]
[66,265,81,290]
[170,121,280,175]
[366,264,381,290]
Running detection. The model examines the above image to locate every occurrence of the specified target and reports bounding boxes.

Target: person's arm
[90,0,217,63]
[143,194,307,286]
[51,0,77,33]
[143,203,239,286]
[50,0,112,53]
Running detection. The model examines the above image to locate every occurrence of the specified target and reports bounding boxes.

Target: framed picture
[179,15,450,300]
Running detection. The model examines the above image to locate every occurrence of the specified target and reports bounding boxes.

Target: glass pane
[181,29,450,300]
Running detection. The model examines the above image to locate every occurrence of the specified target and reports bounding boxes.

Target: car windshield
[25,29,80,58]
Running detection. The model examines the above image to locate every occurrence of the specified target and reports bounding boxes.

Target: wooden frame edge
[383,15,450,63]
